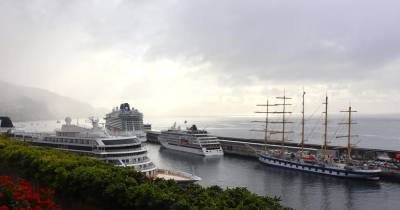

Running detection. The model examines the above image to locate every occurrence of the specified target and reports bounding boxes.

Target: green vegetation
[0,136,290,210]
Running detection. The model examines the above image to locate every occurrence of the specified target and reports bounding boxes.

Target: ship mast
[253,90,293,157]
[254,100,277,152]
[322,95,328,158]
[263,100,270,152]
[262,100,270,152]
[275,90,293,156]
[300,91,306,158]
[337,106,358,163]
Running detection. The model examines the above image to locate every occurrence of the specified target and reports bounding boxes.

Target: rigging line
[353,139,361,146]
[295,92,324,139]
[303,102,323,141]
[301,103,324,143]
[290,93,324,144]
[329,115,347,143]
[306,102,323,122]
[304,112,324,143]
[282,93,300,142]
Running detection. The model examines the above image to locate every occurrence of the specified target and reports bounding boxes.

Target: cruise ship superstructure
[13,117,157,176]
[0,116,14,134]
[105,103,147,142]
[159,124,224,156]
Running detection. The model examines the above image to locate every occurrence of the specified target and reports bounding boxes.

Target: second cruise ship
[159,123,224,156]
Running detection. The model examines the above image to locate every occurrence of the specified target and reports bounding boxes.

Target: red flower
[39,188,46,194]
[0,176,60,209]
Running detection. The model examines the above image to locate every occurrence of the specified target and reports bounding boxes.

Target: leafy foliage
[0,137,290,210]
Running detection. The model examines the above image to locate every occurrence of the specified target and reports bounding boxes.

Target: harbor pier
[147,131,400,159]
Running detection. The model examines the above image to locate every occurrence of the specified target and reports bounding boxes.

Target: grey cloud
[145,0,400,83]
[1,0,400,115]
[3,0,399,85]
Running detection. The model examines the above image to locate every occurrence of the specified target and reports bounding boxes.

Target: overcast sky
[1,0,400,116]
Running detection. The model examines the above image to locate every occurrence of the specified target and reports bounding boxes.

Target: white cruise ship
[13,117,157,176]
[105,103,147,142]
[159,123,224,156]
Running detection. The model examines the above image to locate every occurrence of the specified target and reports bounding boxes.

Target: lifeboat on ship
[302,154,317,162]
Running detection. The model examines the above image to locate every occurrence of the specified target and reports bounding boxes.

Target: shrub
[0,137,290,210]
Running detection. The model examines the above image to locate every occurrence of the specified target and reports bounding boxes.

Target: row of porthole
[205,149,223,153]
[264,158,349,176]
[44,137,93,145]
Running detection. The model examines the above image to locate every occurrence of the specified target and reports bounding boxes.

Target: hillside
[0,81,104,121]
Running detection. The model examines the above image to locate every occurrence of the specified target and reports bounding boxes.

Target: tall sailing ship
[255,91,381,180]
[105,103,147,142]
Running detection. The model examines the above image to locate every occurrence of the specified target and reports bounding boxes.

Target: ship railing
[141,163,156,171]
[94,147,145,153]
[197,140,220,144]
[12,131,51,141]
[131,157,151,164]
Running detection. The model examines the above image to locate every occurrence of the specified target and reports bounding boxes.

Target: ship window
[102,139,136,145]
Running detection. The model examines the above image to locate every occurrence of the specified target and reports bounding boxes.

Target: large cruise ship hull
[160,140,223,156]
[259,154,381,180]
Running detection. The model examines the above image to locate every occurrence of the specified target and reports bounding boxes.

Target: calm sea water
[15,116,400,210]
[147,144,400,210]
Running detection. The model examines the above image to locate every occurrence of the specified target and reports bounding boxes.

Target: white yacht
[13,117,157,176]
[105,103,147,142]
[159,124,224,156]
